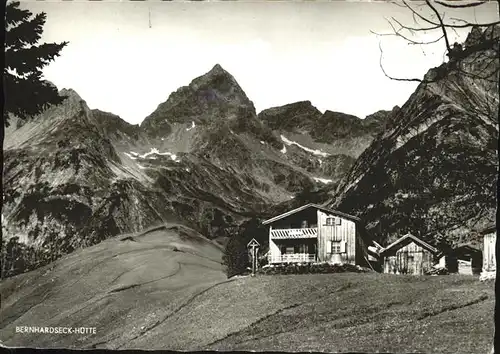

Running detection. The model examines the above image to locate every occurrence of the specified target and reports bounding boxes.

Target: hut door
[397,251,411,274]
[407,253,415,275]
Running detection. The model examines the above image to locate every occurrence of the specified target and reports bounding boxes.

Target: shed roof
[449,245,482,258]
[380,233,439,255]
[262,203,361,225]
[479,223,497,235]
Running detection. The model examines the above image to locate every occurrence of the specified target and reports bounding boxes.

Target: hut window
[325,217,334,226]
[331,241,342,254]
[336,217,342,226]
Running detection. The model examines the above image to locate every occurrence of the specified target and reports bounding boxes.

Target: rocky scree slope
[328,25,499,250]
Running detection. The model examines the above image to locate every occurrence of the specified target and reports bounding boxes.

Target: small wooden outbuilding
[442,245,482,275]
[380,233,440,275]
[480,224,496,275]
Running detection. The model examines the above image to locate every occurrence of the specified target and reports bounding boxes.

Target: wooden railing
[270,228,318,239]
[269,254,316,263]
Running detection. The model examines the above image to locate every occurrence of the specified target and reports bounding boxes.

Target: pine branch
[5,13,46,50]
[3,1,69,126]
[5,42,68,76]
[4,72,65,123]
[5,1,31,28]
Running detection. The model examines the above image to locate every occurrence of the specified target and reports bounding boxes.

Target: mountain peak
[209,63,226,74]
[190,63,238,91]
[140,63,255,136]
[59,88,82,100]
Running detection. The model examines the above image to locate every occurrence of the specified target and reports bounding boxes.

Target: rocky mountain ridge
[327,25,499,250]
[2,64,387,277]
[7,22,495,278]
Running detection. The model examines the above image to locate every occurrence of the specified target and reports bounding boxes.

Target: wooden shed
[480,224,496,275]
[442,245,482,275]
[380,233,440,275]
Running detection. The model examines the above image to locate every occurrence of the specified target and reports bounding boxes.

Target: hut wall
[383,241,434,275]
[317,210,356,264]
[483,232,496,272]
[269,226,281,261]
[458,260,473,275]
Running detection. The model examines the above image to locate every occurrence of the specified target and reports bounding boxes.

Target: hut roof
[262,203,360,225]
[380,233,439,255]
[449,245,482,259]
[479,224,497,235]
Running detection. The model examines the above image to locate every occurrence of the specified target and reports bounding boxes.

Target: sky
[18,0,499,125]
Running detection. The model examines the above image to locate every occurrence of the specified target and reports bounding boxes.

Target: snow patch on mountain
[186,121,196,131]
[124,152,137,160]
[313,177,334,184]
[137,148,179,161]
[280,134,329,157]
[281,145,287,154]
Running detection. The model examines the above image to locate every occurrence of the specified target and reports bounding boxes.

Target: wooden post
[247,238,261,277]
[251,245,256,277]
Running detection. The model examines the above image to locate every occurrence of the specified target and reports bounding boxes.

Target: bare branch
[388,0,408,8]
[449,18,500,27]
[450,17,470,24]
[372,27,444,46]
[376,0,500,85]
[435,1,488,8]
[399,0,500,29]
[402,0,441,26]
[392,16,442,33]
[449,26,460,39]
[411,34,445,45]
[378,41,429,83]
[376,18,446,46]
[425,0,452,52]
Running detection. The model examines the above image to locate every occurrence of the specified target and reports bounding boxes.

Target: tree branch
[425,0,452,53]
[398,0,500,29]
[378,0,500,84]
[435,0,488,8]
[378,41,430,83]
[402,0,441,27]
[371,28,444,46]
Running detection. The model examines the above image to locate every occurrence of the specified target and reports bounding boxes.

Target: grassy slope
[0,232,494,352]
[207,274,493,353]
[0,224,227,349]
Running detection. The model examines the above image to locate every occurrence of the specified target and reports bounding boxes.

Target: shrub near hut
[222,218,268,278]
[258,262,371,275]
